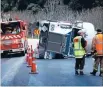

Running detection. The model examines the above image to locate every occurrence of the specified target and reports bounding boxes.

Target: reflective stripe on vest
[95,34,103,55]
[73,36,85,58]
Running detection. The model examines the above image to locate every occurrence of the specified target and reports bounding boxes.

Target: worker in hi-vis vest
[90,29,103,76]
[73,29,87,75]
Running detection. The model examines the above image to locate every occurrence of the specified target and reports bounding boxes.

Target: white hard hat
[78,29,86,34]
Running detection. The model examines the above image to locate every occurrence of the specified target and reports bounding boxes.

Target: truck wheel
[55,54,64,59]
[21,51,25,56]
[1,52,8,57]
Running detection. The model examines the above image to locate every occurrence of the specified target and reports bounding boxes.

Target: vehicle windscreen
[1,22,21,35]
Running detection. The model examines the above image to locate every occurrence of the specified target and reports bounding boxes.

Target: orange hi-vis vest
[95,34,103,56]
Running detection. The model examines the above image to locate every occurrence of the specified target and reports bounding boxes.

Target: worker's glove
[92,55,95,59]
[91,53,97,59]
[91,50,97,56]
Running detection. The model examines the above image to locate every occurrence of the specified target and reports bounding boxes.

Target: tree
[78,0,95,9]
[68,0,82,11]
[27,3,42,14]
[63,0,71,5]
[1,0,103,12]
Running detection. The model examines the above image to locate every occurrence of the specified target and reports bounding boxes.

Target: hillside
[1,0,103,30]
[1,0,103,12]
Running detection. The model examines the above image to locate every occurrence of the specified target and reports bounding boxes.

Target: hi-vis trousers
[93,56,103,73]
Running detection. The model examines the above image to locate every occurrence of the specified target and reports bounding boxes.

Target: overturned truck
[37,20,96,59]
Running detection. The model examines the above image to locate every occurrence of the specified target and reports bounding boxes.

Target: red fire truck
[0,20,28,56]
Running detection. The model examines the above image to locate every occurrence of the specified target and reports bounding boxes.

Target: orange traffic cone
[25,47,29,63]
[27,47,30,56]
[30,61,38,74]
[26,45,29,53]
[31,50,35,61]
[27,52,32,67]
[30,45,34,61]
[33,49,37,61]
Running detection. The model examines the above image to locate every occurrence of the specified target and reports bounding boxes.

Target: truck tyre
[1,52,8,58]
[1,53,6,58]
[55,54,64,59]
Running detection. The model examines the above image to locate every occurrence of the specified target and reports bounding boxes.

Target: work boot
[99,72,103,77]
[80,71,84,75]
[75,70,79,75]
[90,70,97,76]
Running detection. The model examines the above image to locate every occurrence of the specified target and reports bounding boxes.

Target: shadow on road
[1,53,25,58]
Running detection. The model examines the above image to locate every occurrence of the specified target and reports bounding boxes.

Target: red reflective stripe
[5,36,9,39]
[16,35,21,38]
[13,35,18,38]
[1,36,5,40]
[1,34,22,40]
[8,36,13,39]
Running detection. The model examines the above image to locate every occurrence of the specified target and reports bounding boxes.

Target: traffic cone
[27,49,32,67]
[30,45,34,61]
[27,57,32,67]
[30,61,38,74]
[27,47,30,56]
[32,50,35,61]
[25,47,29,63]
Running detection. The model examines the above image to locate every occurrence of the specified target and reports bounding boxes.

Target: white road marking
[1,57,25,85]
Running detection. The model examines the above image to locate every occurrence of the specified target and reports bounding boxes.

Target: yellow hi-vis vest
[73,36,86,58]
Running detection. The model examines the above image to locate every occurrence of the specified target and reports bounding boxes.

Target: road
[1,39,102,86]
[1,56,102,86]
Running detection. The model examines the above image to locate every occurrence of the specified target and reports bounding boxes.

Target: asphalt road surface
[1,55,102,86]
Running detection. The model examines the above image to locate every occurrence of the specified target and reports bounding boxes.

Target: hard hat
[78,29,85,34]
